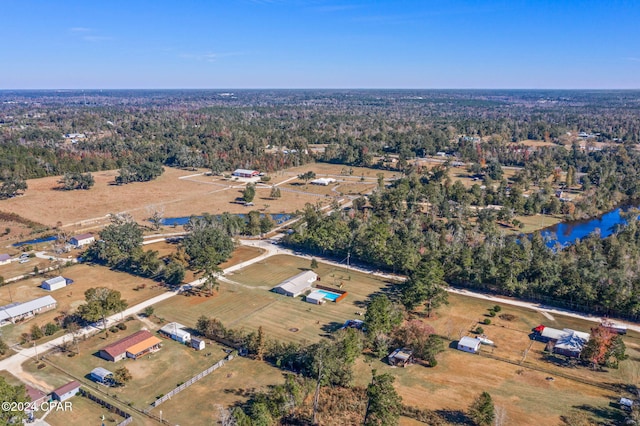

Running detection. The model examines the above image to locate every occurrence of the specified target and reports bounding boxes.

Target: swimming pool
[317,289,341,302]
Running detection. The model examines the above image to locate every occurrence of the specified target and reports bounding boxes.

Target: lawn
[147,355,286,426]
[0,264,166,345]
[154,255,395,344]
[45,393,154,426]
[23,318,234,411]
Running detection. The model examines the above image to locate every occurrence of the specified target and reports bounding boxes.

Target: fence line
[146,352,236,411]
[80,389,132,423]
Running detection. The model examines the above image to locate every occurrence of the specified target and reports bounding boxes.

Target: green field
[154,255,396,343]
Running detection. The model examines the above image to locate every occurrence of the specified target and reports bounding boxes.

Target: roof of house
[72,233,94,241]
[101,330,154,358]
[542,327,590,342]
[458,336,482,348]
[126,336,162,355]
[310,178,336,185]
[25,384,47,402]
[0,296,57,322]
[90,367,113,379]
[554,330,590,352]
[159,322,190,336]
[0,254,10,261]
[232,169,258,175]
[52,381,81,396]
[273,270,317,295]
[42,276,66,286]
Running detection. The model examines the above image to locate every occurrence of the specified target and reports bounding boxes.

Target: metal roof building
[0,296,57,326]
[272,270,318,297]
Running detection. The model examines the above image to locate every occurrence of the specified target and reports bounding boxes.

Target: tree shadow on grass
[435,409,473,425]
[321,321,344,334]
[572,404,626,424]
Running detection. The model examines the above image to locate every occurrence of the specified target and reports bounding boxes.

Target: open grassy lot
[148,355,286,426]
[283,163,399,180]
[0,263,165,345]
[154,255,394,344]
[0,167,335,229]
[45,394,156,426]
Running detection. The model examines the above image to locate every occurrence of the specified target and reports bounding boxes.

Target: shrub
[43,322,60,336]
[109,326,119,333]
[488,310,496,317]
[475,326,484,335]
[117,323,127,330]
[493,305,502,313]
[30,324,44,340]
[483,318,491,325]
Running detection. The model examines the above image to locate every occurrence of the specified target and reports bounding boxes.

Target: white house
[70,233,95,248]
[457,336,482,354]
[310,178,337,186]
[0,254,11,266]
[0,296,57,326]
[305,290,327,305]
[159,322,191,344]
[272,271,318,297]
[52,381,81,402]
[41,276,70,291]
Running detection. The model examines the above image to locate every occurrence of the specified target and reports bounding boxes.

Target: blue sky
[1,0,639,89]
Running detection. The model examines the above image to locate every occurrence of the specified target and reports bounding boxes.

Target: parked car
[19,258,30,264]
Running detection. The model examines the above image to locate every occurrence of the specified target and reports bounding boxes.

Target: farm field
[0,166,336,229]
[154,255,395,344]
[0,263,166,345]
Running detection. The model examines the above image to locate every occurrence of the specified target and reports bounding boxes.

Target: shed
[272,271,318,297]
[52,381,81,402]
[90,367,114,384]
[305,290,326,305]
[0,254,11,265]
[620,397,634,411]
[159,322,191,344]
[41,276,70,291]
[70,233,95,248]
[388,348,413,367]
[457,336,481,354]
[191,337,206,351]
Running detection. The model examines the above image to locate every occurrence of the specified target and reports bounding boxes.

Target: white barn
[41,276,69,291]
[310,178,337,186]
[457,336,481,354]
[272,271,318,297]
[160,322,191,344]
[0,296,57,326]
[70,233,95,248]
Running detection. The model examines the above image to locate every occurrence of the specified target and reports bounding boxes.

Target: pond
[539,206,634,247]
[158,213,295,227]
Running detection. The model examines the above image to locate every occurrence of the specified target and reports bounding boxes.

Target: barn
[41,276,72,291]
[310,178,337,186]
[159,322,191,344]
[272,271,318,297]
[52,381,81,402]
[99,330,158,362]
[388,348,413,367]
[0,296,57,326]
[457,336,481,354]
[70,233,95,248]
[232,169,259,178]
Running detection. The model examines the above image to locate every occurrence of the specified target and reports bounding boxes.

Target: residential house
[457,336,482,354]
[52,381,81,402]
[272,271,318,297]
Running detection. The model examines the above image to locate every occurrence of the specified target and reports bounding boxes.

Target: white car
[19,258,30,264]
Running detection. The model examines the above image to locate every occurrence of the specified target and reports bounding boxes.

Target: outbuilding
[0,296,57,326]
[90,367,114,384]
[52,381,81,402]
[191,337,206,351]
[0,254,11,265]
[310,178,337,186]
[305,290,326,305]
[388,348,413,367]
[70,233,95,248]
[457,336,482,354]
[41,276,72,291]
[232,169,259,178]
[159,322,191,344]
[272,271,318,298]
